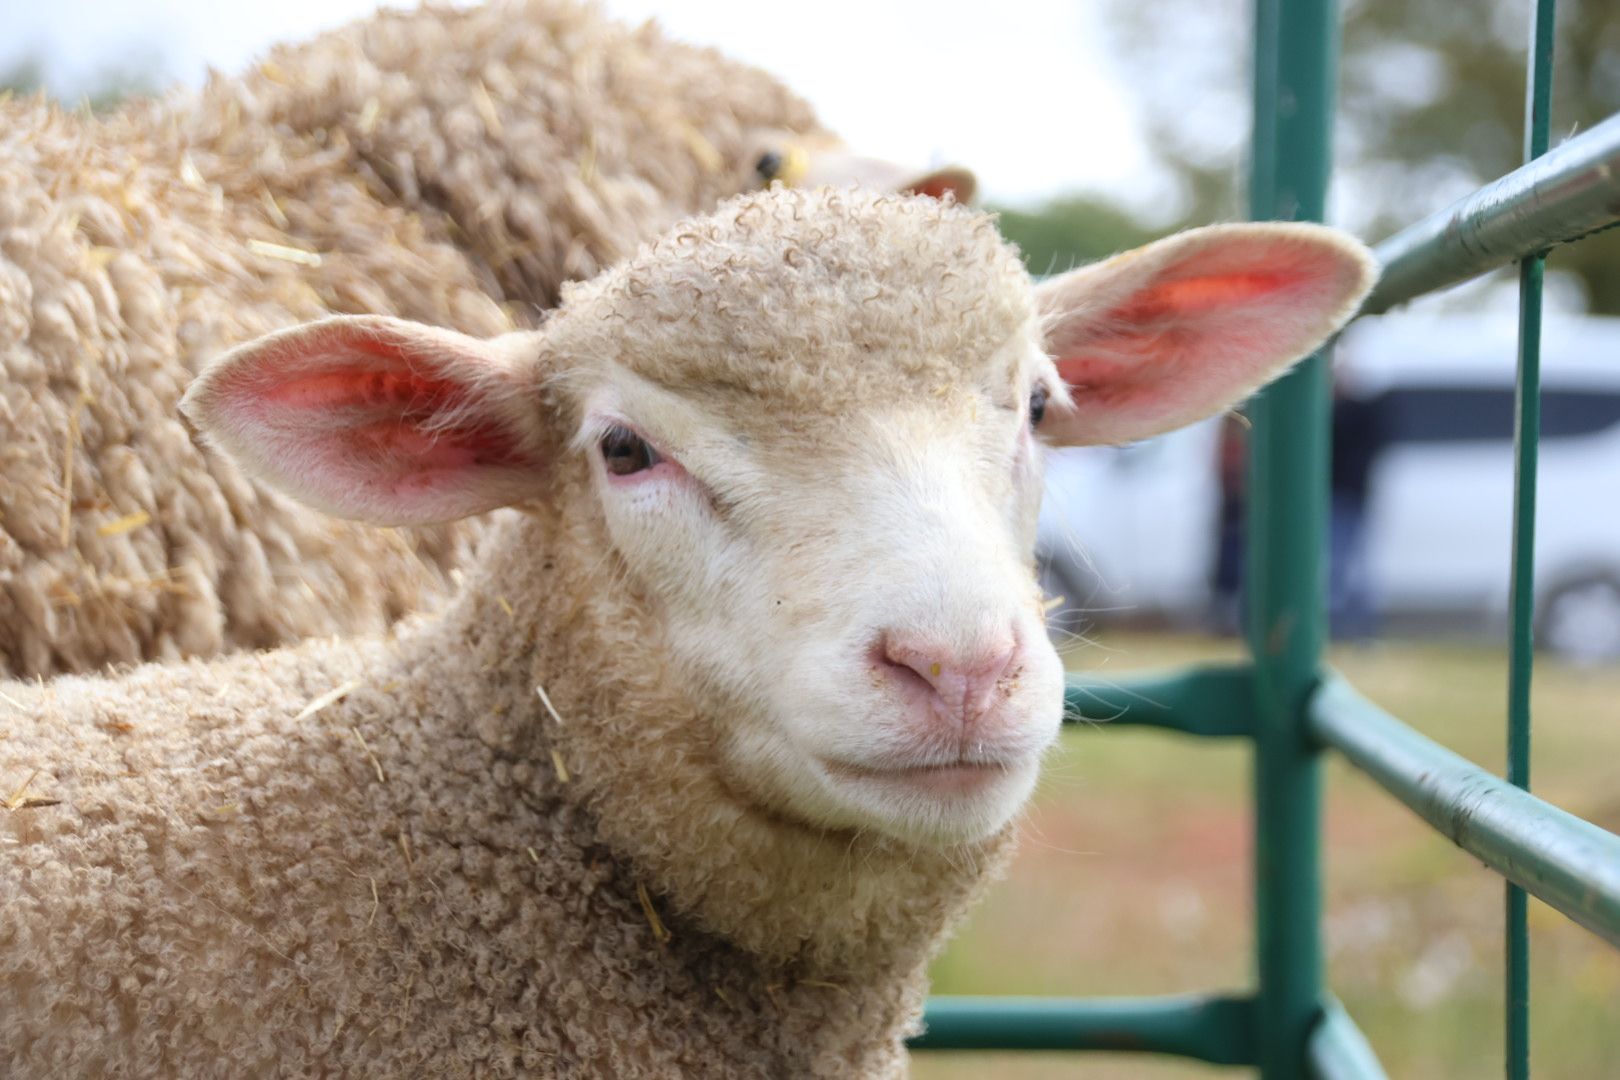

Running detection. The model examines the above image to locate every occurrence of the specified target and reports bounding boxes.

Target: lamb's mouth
[820,757,1019,798]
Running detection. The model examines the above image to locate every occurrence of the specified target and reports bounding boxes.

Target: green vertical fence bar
[1246,0,1338,1076]
[1507,2,1557,1076]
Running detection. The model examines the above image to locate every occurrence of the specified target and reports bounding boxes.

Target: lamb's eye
[1028,385,1049,430]
[600,426,661,476]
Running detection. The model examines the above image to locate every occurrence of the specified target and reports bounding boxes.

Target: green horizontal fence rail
[1310,677,1620,950]
[911,994,1254,1063]
[1362,111,1620,316]
[914,0,1620,1074]
[1065,664,1254,738]
[1306,998,1387,1080]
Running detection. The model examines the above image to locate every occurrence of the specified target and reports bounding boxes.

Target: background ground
[915,633,1620,1078]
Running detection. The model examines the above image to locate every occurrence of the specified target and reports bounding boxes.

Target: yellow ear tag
[776,144,810,187]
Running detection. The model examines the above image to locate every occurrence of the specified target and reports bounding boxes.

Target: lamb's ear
[799,149,977,203]
[1034,223,1377,447]
[181,315,549,526]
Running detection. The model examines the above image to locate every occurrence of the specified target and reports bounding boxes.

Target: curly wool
[554,185,1032,414]
[0,0,833,678]
[0,519,1009,1079]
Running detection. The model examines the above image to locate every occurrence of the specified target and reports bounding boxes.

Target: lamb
[0,188,1375,1077]
[0,0,970,678]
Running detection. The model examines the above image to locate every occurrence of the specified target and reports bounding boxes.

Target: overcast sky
[0,0,1174,209]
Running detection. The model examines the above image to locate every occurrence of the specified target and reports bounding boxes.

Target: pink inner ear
[250,332,468,419]
[346,416,524,474]
[1038,226,1373,447]
[192,315,549,524]
[1053,354,1157,409]
[1052,266,1318,403]
[257,367,529,472]
[261,367,458,411]
[1107,270,1299,322]
[217,325,533,480]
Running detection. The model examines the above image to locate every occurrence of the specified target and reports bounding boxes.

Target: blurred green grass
[915,634,1620,1079]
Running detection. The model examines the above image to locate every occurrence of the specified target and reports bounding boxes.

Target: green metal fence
[911,0,1620,1075]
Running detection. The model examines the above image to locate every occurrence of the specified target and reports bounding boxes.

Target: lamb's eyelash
[574,413,661,457]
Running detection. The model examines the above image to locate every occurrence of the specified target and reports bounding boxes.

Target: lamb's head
[183,189,1374,849]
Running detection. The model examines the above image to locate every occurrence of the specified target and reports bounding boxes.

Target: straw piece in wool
[0,0,842,678]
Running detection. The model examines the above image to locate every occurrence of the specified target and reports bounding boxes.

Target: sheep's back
[0,101,504,678]
[196,0,829,311]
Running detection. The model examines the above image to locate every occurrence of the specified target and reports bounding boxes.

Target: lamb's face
[186,188,1376,849]
[571,326,1067,846]
[538,189,1064,845]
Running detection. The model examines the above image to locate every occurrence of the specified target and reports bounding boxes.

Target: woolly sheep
[0,188,1375,1076]
[0,0,970,678]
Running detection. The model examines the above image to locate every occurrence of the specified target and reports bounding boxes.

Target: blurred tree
[0,56,47,98]
[1,51,163,112]
[991,194,1172,275]
[1104,0,1620,312]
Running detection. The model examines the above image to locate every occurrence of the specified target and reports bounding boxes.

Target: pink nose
[877,630,1018,729]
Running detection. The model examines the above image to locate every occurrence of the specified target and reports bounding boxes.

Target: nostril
[873,639,938,698]
[876,631,1019,718]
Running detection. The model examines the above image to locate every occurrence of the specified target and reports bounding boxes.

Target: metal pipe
[1308,676,1620,949]
[912,994,1255,1064]
[1504,6,1559,1073]
[1247,0,1337,1074]
[1362,112,1620,315]
[1306,999,1390,1080]
[1064,665,1254,738]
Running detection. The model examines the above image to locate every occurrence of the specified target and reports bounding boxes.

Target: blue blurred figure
[1329,375,1387,641]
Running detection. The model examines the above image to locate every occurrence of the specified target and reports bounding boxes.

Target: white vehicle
[1346,313,1620,662]
[1036,419,1222,633]
[1037,313,1620,662]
